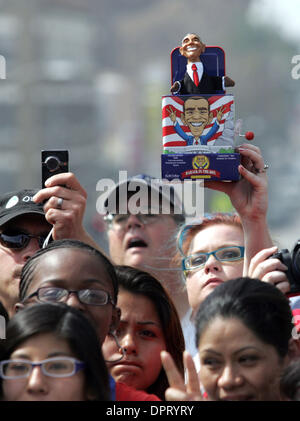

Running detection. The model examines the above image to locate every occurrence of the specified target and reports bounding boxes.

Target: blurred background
[0,0,299,252]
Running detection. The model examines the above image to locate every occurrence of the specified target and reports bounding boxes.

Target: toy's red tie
[192,64,199,86]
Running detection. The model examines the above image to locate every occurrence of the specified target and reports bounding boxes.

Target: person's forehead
[118,289,161,325]
[185,98,208,110]
[198,316,257,348]
[11,332,72,357]
[190,223,244,252]
[125,190,173,211]
[31,248,114,290]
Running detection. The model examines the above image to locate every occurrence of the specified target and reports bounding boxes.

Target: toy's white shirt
[181,307,198,357]
[185,61,226,90]
[186,61,204,83]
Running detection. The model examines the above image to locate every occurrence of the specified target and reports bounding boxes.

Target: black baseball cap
[103,174,185,222]
[0,189,45,227]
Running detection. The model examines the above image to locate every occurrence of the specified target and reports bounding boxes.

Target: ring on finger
[254,163,269,174]
[57,197,64,210]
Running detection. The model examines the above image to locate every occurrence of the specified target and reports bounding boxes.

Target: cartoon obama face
[181,97,213,139]
[179,33,205,63]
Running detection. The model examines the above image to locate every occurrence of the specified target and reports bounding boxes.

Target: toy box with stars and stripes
[161,42,240,181]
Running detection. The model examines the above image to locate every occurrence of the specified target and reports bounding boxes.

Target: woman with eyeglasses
[14,239,164,401]
[162,277,299,401]
[179,213,245,317]
[0,302,110,401]
[178,213,290,322]
[176,211,290,362]
[15,239,120,346]
[102,265,185,400]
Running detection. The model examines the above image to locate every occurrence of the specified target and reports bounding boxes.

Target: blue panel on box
[161,153,240,181]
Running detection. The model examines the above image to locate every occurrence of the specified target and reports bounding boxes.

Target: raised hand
[247,246,290,294]
[33,172,105,253]
[161,350,203,401]
[170,81,180,93]
[167,106,177,123]
[216,105,225,123]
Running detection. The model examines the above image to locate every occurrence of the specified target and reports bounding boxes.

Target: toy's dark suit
[176,71,223,95]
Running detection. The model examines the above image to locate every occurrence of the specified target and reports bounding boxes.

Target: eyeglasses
[0,231,48,250]
[104,212,163,230]
[0,357,85,379]
[182,246,245,272]
[23,286,115,306]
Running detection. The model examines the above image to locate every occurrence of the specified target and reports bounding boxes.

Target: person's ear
[179,46,184,56]
[200,42,206,55]
[14,302,24,314]
[109,306,121,333]
[208,112,213,125]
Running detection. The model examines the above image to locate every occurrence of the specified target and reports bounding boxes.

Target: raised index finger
[184,351,201,395]
[161,351,185,391]
[44,172,84,190]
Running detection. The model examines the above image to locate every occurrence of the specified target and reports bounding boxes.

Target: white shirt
[181,307,198,358]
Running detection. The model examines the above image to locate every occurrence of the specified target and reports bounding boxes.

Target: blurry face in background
[185,224,244,312]
[2,333,87,401]
[198,317,286,401]
[102,289,166,391]
[107,191,178,274]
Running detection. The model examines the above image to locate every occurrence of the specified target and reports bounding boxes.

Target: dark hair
[19,239,118,302]
[114,265,185,400]
[280,360,300,401]
[0,303,111,401]
[195,277,293,358]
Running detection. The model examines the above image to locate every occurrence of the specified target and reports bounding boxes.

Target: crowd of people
[0,139,299,402]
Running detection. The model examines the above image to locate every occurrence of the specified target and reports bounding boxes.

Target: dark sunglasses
[0,231,48,250]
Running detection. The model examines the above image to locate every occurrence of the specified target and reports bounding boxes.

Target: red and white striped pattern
[162,95,234,148]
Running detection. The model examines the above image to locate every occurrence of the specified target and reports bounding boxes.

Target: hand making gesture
[161,350,203,401]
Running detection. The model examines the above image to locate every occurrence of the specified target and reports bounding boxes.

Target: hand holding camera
[247,245,290,295]
[266,241,300,296]
[33,150,88,242]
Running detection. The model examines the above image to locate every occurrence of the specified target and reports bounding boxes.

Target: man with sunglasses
[0,188,50,318]
[0,172,98,318]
